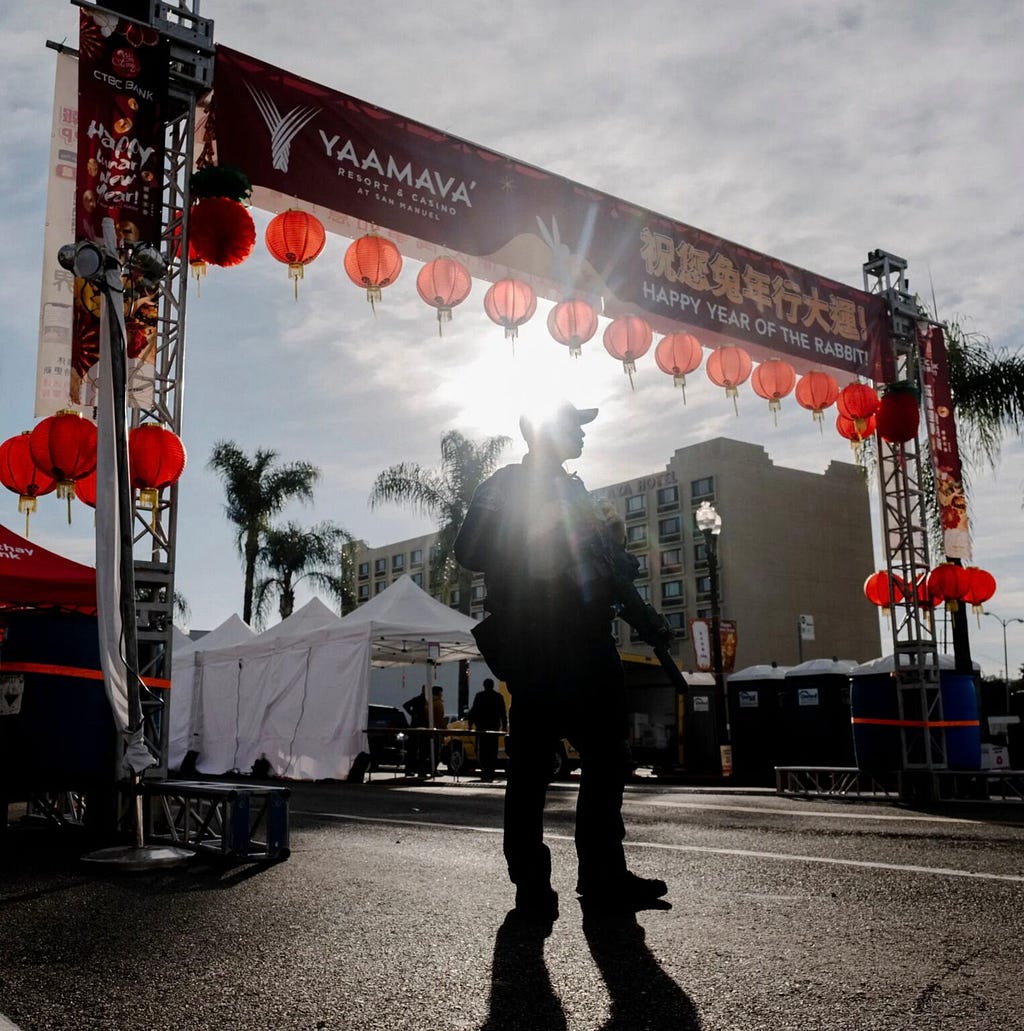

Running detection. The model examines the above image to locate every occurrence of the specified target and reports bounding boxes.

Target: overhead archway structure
[37,4,964,784]
[205,45,889,382]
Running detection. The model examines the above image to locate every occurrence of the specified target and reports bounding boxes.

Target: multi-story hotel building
[352,437,881,672]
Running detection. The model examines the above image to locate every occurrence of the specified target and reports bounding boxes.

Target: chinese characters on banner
[209,45,890,380]
[919,323,970,560]
[61,10,168,410]
[689,618,738,673]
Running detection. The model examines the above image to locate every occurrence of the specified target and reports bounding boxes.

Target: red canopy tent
[0,523,96,612]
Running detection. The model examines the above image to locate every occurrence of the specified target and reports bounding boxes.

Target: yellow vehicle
[439,681,580,779]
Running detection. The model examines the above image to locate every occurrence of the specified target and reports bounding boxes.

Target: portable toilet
[780,658,857,768]
[682,671,723,776]
[726,664,789,785]
[849,654,982,774]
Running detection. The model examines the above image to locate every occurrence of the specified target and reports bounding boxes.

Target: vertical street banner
[919,324,970,560]
[61,9,167,409]
[689,618,738,673]
[35,52,79,417]
[210,45,890,380]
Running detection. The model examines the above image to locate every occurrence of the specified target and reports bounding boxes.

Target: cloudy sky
[1,1,1022,676]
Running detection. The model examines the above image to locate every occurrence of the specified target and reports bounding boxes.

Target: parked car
[440,717,578,780]
[366,704,409,770]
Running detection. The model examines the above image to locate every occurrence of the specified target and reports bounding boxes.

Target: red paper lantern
[705,345,753,413]
[188,197,256,275]
[795,371,840,429]
[835,412,877,449]
[483,279,537,345]
[836,382,880,436]
[962,567,996,615]
[129,424,187,513]
[547,298,598,357]
[75,470,97,510]
[344,233,403,310]
[0,432,57,536]
[751,358,796,423]
[876,381,921,444]
[29,411,97,522]
[654,333,703,402]
[927,563,971,612]
[265,210,326,299]
[864,570,906,615]
[603,315,653,389]
[417,257,472,335]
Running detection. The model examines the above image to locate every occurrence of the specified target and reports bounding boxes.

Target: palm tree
[369,429,510,713]
[208,441,320,624]
[943,317,1024,470]
[251,520,355,627]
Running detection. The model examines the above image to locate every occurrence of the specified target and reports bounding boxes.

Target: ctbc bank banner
[211,46,888,379]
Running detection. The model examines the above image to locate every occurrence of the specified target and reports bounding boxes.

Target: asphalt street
[2,776,1023,1030]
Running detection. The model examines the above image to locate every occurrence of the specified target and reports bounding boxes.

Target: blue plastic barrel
[940,673,981,770]
[850,670,902,774]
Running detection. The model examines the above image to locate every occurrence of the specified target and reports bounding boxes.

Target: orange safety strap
[0,661,170,690]
[851,717,979,728]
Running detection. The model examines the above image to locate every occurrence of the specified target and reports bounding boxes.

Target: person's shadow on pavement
[582,903,703,1031]
[478,910,567,1031]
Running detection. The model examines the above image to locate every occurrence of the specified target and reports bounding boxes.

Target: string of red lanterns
[483,278,537,347]
[750,358,796,424]
[706,345,753,414]
[344,232,403,311]
[0,432,57,536]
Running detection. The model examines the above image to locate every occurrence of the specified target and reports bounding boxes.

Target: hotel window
[664,611,687,636]
[691,476,714,500]
[660,548,683,573]
[635,583,651,603]
[661,580,684,605]
[658,515,681,542]
[411,572,423,587]
[358,561,369,581]
[374,557,386,576]
[656,484,679,511]
[410,548,424,567]
[626,524,647,548]
[694,541,709,566]
[471,609,484,621]
[635,553,648,577]
[358,584,370,602]
[392,553,405,572]
[449,589,461,608]
[696,575,712,598]
[472,584,487,601]
[624,494,646,520]
[375,581,386,594]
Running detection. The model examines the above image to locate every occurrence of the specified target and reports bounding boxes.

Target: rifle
[607,546,690,696]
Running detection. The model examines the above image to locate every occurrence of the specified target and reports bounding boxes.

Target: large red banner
[71,9,167,404]
[210,46,889,379]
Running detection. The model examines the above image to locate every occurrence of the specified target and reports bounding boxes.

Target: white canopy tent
[183,578,479,781]
[167,613,255,770]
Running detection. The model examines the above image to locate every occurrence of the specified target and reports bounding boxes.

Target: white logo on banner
[246,83,318,172]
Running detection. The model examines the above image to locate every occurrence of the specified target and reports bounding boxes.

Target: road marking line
[0,1013,23,1031]
[297,810,1024,884]
[624,800,977,824]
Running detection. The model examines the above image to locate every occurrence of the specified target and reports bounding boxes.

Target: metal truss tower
[863,250,945,773]
[99,1,215,776]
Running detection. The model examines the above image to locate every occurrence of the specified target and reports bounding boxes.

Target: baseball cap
[519,401,599,441]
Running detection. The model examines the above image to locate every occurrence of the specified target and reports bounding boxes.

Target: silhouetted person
[403,687,429,777]
[468,677,508,781]
[455,401,671,923]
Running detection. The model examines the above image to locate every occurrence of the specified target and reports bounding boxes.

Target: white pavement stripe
[298,810,1024,884]
[624,799,977,824]
[0,1013,23,1030]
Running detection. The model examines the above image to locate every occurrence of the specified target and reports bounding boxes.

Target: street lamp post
[982,611,1024,710]
[696,501,729,776]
